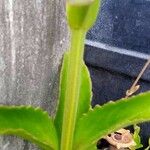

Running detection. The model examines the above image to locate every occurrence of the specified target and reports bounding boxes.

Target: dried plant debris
[97,125,150,150]
[98,128,136,150]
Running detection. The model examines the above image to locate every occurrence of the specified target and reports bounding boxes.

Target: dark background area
[87,0,150,54]
[85,0,150,148]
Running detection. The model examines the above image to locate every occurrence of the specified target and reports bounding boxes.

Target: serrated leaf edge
[75,92,150,149]
[0,105,54,150]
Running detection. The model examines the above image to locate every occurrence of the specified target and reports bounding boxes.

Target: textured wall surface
[0,0,69,149]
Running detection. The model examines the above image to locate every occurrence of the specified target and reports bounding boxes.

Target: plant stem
[60,29,86,150]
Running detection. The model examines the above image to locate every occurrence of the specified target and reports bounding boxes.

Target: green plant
[145,138,150,150]
[0,0,150,150]
[132,125,150,150]
[132,125,143,149]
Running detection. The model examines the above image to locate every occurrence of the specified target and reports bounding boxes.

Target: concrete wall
[0,0,69,149]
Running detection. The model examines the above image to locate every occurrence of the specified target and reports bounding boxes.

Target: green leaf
[77,61,92,118]
[74,92,150,150]
[0,106,58,150]
[66,0,101,30]
[54,50,92,143]
[85,144,97,150]
[132,125,143,149]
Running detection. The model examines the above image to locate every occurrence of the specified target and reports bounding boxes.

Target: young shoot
[0,1,149,150]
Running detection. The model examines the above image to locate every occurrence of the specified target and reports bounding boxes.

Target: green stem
[60,29,86,150]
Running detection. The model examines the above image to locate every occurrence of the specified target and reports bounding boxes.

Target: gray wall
[0,0,69,149]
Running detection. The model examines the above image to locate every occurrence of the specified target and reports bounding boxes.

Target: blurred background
[85,0,150,148]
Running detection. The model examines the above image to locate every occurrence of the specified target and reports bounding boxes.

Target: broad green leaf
[85,144,97,150]
[132,125,143,149]
[74,92,150,150]
[54,50,92,143]
[0,106,58,150]
[66,0,101,30]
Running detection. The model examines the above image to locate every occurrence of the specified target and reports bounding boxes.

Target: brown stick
[125,57,150,98]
